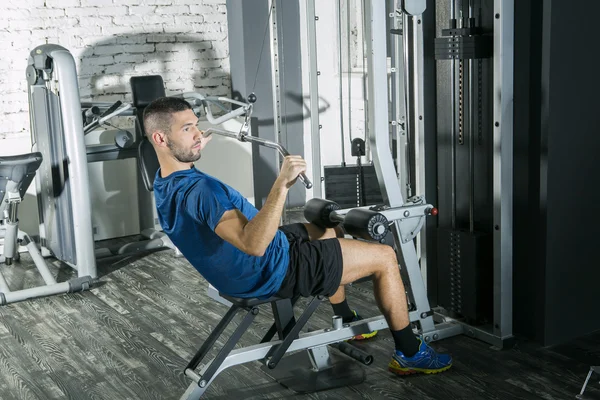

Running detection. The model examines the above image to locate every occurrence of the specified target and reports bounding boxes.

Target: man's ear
[151,131,167,147]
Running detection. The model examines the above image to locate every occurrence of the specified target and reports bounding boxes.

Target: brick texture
[0,0,230,141]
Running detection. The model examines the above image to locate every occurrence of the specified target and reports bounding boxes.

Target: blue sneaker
[389,338,452,375]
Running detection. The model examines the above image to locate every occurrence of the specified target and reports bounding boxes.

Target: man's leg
[337,238,408,330]
[336,238,452,375]
[299,224,361,324]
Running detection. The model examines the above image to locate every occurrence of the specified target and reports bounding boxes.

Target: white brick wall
[0,0,230,143]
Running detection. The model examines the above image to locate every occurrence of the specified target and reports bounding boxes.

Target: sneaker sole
[388,364,452,376]
[352,330,378,340]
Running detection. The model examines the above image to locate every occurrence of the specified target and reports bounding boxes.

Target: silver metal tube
[7,202,18,223]
[332,315,343,330]
[331,203,432,222]
[22,234,57,285]
[469,58,475,233]
[204,128,313,189]
[577,368,594,397]
[1,282,72,305]
[365,1,404,205]
[83,103,132,134]
[3,222,17,261]
[179,92,250,125]
[361,0,370,161]
[0,270,10,293]
[402,12,413,196]
[306,0,322,198]
[451,0,457,229]
[410,9,428,285]
[337,0,346,165]
[51,48,96,279]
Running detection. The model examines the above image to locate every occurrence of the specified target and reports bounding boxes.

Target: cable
[346,0,352,145]
[251,2,275,95]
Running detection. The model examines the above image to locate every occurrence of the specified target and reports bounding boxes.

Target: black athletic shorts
[275,223,344,298]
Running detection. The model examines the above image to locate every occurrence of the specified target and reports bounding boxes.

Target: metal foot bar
[0,276,93,306]
[576,366,598,399]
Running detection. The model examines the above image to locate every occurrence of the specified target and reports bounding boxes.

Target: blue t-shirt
[153,167,289,299]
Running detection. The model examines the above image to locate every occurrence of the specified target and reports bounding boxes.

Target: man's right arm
[214,156,306,257]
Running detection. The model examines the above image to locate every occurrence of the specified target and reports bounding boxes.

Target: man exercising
[144,97,452,376]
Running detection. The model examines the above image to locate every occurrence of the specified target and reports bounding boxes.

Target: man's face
[164,109,207,163]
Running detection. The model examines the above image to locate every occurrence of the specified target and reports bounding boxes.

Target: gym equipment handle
[204,128,313,190]
[332,342,374,365]
[245,135,313,189]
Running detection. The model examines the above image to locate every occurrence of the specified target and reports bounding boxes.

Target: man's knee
[375,245,398,272]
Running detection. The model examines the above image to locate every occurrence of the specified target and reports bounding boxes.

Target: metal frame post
[492,0,514,341]
[306,0,323,199]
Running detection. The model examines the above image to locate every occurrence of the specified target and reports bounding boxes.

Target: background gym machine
[26,44,178,278]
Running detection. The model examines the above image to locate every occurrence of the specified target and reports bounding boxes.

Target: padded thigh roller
[304,198,341,229]
[343,208,389,242]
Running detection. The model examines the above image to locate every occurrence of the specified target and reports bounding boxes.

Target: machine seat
[0,152,43,213]
[219,292,288,307]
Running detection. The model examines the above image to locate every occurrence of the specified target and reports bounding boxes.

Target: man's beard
[167,138,202,163]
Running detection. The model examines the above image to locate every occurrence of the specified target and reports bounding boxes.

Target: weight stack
[323,165,383,209]
[437,228,493,323]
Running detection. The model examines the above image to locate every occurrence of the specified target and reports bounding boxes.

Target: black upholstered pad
[0,152,43,198]
[130,75,166,109]
[219,293,288,307]
[130,75,166,192]
[138,138,160,192]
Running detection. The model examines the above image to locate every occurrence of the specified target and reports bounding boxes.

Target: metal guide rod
[451,0,457,229]
[306,0,322,198]
[390,0,409,200]
[337,0,346,165]
[407,4,429,285]
[269,0,284,169]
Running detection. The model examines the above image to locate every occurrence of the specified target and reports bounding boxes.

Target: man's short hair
[142,97,192,138]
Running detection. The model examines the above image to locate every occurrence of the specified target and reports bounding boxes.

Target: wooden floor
[0,244,599,400]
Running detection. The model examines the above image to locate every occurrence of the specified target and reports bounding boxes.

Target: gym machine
[25,44,178,277]
[300,0,514,348]
[0,153,92,305]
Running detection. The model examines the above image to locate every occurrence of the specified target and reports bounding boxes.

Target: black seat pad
[0,152,43,197]
[219,293,289,307]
